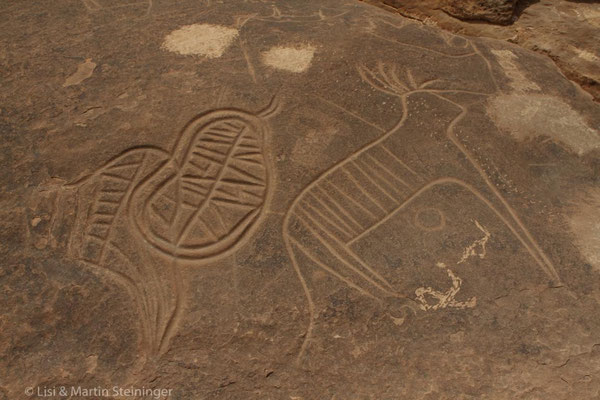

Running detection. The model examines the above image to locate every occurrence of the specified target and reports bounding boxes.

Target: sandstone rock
[383,0,519,25]
[373,0,600,101]
[442,0,519,24]
[1,0,600,398]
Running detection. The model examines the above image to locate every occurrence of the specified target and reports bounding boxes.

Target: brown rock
[442,0,519,24]
[372,0,600,101]
[1,0,600,398]
[383,0,519,24]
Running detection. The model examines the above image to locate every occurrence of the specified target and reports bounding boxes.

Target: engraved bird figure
[283,48,561,362]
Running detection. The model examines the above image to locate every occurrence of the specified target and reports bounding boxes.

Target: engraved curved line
[283,230,315,364]
[78,258,155,351]
[379,144,419,177]
[471,42,500,91]
[95,154,147,264]
[356,61,557,282]
[282,94,408,362]
[113,240,167,354]
[413,207,446,232]
[340,166,388,215]
[109,242,156,351]
[254,9,351,24]
[358,157,406,200]
[388,64,411,91]
[367,32,477,58]
[291,236,378,301]
[300,201,354,240]
[378,61,409,92]
[305,194,359,237]
[313,94,386,133]
[358,64,405,98]
[257,93,282,119]
[347,176,555,280]
[176,123,249,244]
[282,94,410,224]
[406,69,417,90]
[295,207,395,293]
[314,186,366,232]
[358,62,494,99]
[164,209,260,258]
[64,146,169,188]
[430,92,560,283]
[350,161,398,206]
[158,256,184,355]
[357,156,407,198]
[366,152,413,190]
[129,111,271,260]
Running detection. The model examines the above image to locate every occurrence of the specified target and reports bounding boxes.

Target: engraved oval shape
[128,109,271,261]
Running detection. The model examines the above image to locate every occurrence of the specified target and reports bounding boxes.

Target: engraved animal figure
[67,99,278,359]
[283,50,561,362]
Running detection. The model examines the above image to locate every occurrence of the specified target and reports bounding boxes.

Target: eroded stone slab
[369,0,600,101]
[1,0,599,399]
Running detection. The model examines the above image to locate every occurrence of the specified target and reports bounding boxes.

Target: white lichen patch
[488,93,600,155]
[162,24,238,58]
[262,44,316,73]
[567,189,600,272]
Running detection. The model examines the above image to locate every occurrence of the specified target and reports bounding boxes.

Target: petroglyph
[262,45,316,73]
[415,263,476,311]
[414,208,446,232]
[162,24,239,58]
[487,93,600,155]
[130,105,276,260]
[253,6,351,24]
[66,98,278,357]
[457,220,491,264]
[285,40,561,361]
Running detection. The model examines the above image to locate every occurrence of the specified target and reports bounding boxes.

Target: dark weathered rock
[383,0,519,24]
[373,0,600,101]
[442,0,518,24]
[1,0,599,398]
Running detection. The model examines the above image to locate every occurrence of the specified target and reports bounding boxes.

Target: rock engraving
[66,98,278,358]
[284,39,561,362]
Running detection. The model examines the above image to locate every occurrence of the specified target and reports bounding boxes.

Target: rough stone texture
[371,0,600,102]
[1,0,600,399]
[443,0,518,24]
[383,0,519,25]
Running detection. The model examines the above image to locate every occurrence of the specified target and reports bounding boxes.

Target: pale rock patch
[63,58,96,87]
[491,49,540,92]
[487,93,600,155]
[567,189,600,272]
[262,44,316,73]
[162,24,238,58]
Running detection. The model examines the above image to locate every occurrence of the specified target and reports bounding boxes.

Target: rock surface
[384,0,520,24]
[371,0,600,101]
[1,0,600,399]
